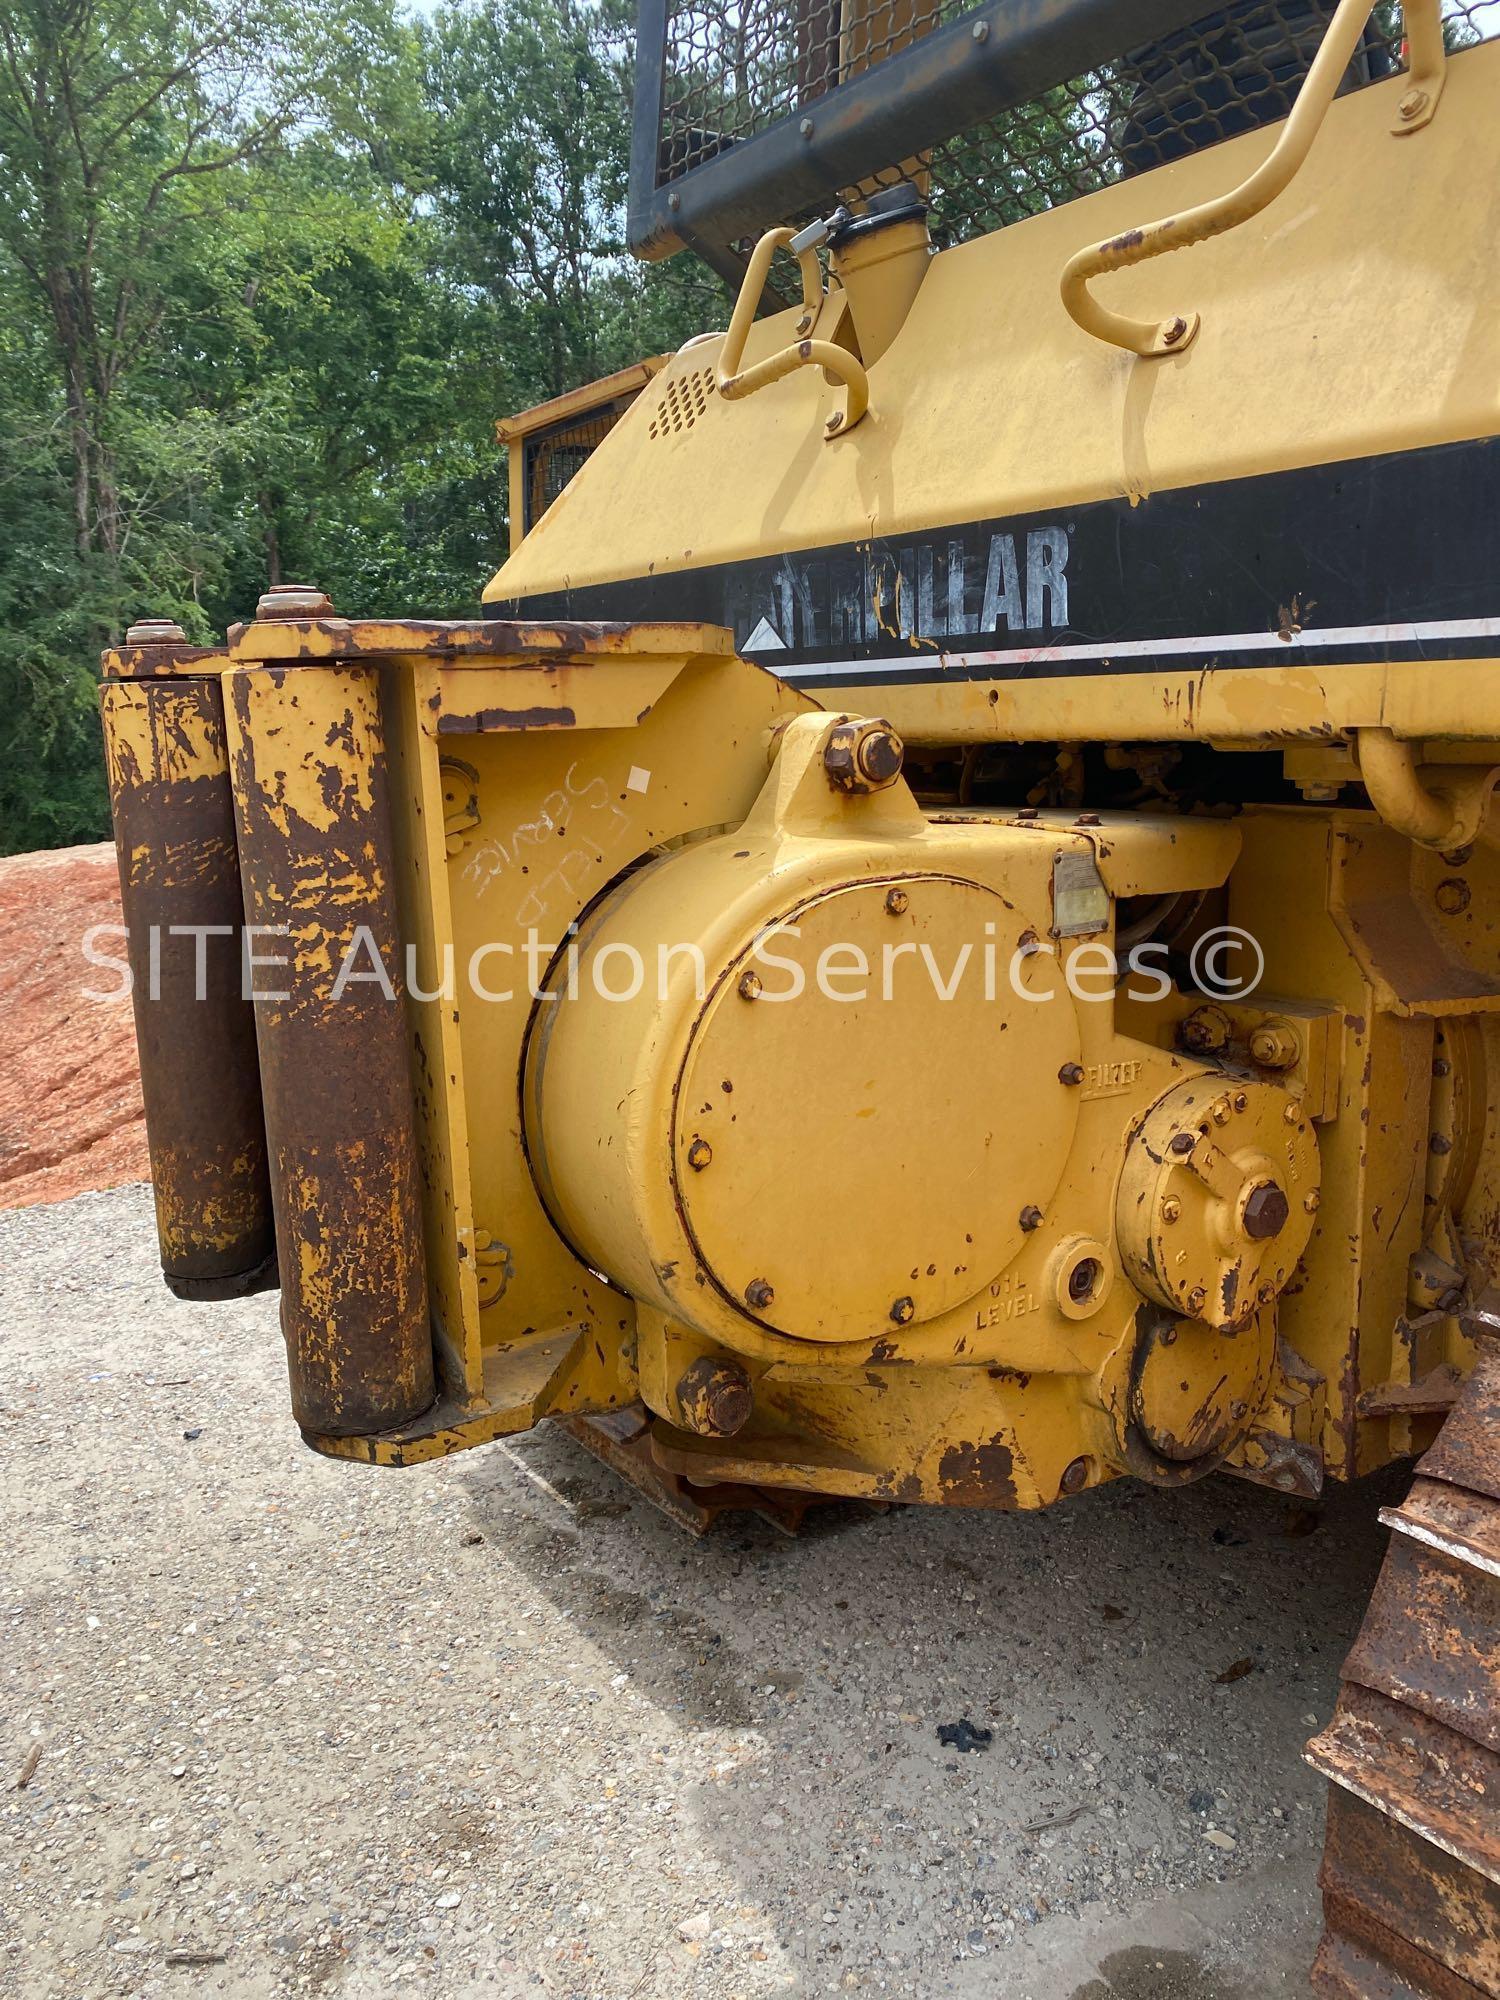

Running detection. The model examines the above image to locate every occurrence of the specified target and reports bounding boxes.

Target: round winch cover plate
[672,876,1080,1341]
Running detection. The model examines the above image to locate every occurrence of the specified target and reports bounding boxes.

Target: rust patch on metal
[101,640,226,681]
[1308,1301,1500,1996]
[675,1355,753,1437]
[230,615,734,666]
[867,1337,913,1364]
[436,705,578,734]
[872,1470,924,1503]
[227,664,434,1438]
[100,675,274,1288]
[938,1438,1018,1508]
[560,1410,815,1536]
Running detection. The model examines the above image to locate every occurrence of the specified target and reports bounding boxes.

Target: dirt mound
[0,843,149,1209]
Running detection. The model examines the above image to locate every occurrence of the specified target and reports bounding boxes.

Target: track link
[1307,1299,1500,1998]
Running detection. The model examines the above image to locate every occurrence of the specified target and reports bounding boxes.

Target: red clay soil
[0,842,150,1209]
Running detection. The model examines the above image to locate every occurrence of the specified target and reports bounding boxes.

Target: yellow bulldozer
[99,0,1498,1987]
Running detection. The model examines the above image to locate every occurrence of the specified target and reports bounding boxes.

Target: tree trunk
[47,286,93,560]
[93,433,121,565]
[258,493,283,586]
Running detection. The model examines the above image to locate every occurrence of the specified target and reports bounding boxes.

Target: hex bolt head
[1161,1196,1182,1224]
[858,728,903,786]
[1283,1103,1300,1125]
[1187,1285,1207,1315]
[1242,1181,1289,1241]
[1163,315,1189,346]
[1058,1061,1085,1086]
[1169,1132,1196,1156]
[1230,1399,1249,1422]
[124,616,187,646]
[675,1355,753,1437]
[1160,1324,1178,1346]
[1059,1456,1091,1495]
[884,886,909,916]
[737,970,763,1001]
[1178,1005,1231,1055]
[799,116,814,137]
[1399,86,1428,119]
[889,1295,915,1325]
[971,18,989,39]
[686,1138,713,1172]
[1303,1189,1321,1214]
[1019,1204,1044,1232]
[745,1277,775,1311]
[1249,1020,1299,1069]
[256,582,334,621]
[823,718,905,794]
[1435,878,1472,915]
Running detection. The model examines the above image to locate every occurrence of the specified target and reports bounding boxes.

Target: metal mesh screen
[524,412,627,532]
[653,0,1491,250]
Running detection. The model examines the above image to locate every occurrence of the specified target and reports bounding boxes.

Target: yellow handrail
[716,226,870,437]
[1059,0,1446,357]
[1397,0,1448,131]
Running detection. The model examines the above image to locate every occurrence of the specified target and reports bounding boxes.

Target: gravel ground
[1,1185,1404,2000]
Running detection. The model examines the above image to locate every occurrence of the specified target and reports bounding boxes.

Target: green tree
[0,0,727,855]
[421,0,720,412]
[0,0,443,848]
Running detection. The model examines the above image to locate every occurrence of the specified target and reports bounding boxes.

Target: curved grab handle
[716,226,870,436]
[1358,729,1499,850]
[1060,0,1444,356]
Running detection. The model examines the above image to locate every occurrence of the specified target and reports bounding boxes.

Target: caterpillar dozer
[100,0,1499,1987]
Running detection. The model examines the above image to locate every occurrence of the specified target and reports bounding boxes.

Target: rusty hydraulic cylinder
[99,658,275,1297]
[223,659,434,1437]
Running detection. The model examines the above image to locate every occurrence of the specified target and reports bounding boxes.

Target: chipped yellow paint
[381,658,485,1400]
[151,1143,267,1262]
[780,661,1500,750]
[101,678,227,795]
[228,616,734,667]
[106,593,1500,1511]
[113,38,1500,1513]
[99,668,275,1293]
[222,666,379,839]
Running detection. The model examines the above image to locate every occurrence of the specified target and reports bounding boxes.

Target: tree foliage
[1,0,1346,853]
[0,0,716,853]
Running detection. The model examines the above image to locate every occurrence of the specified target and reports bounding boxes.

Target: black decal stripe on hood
[492,436,1500,682]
